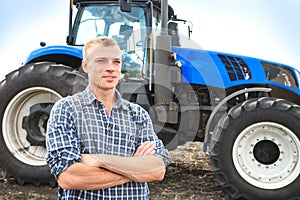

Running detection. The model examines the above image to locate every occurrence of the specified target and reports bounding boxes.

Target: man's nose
[105,62,116,71]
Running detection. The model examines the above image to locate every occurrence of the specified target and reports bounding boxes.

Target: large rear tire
[0,62,87,186]
[210,97,300,200]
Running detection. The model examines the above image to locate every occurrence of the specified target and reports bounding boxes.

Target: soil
[0,142,230,200]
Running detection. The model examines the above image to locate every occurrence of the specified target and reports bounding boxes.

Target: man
[46,36,169,199]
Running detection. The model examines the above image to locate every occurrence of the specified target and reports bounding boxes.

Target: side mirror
[119,0,132,12]
[170,15,193,39]
[188,25,192,39]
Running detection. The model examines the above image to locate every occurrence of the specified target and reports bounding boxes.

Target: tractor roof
[73,0,174,18]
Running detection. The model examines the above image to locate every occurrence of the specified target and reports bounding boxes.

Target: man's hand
[81,141,156,166]
[134,141,156,156]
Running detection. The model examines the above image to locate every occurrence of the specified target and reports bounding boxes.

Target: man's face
[83,45,122,91]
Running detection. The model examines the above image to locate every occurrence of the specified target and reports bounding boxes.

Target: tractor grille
[218,54,252,81]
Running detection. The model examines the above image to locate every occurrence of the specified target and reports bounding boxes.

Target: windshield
[74,4,148,80]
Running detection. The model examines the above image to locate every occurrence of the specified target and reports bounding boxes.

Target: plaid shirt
[46,86,169,200]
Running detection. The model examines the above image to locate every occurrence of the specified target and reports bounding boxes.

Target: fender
[202,87,272,152]
[25,45,83,65]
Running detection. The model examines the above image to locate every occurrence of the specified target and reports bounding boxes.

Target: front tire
[0,62,87,186]
[210,97,300,200]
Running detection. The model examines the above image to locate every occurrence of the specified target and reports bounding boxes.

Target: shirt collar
[114,89,129,110]
[81,86,96,105]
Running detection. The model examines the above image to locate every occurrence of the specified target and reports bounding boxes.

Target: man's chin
[97,85,116,91]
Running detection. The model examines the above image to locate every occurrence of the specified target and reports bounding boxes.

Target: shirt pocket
[117,123,138,156]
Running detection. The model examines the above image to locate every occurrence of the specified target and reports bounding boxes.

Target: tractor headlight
[261,61,298,90]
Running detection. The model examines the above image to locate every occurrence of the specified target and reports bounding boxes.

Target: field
[0,142,230,200]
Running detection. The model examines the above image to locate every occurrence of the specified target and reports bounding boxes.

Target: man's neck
[91,86,116,115]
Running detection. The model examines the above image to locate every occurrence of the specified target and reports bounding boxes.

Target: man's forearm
[58,163,130,190]
[84,154,166,182]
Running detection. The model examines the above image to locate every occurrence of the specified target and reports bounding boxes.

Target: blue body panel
[172,46,300,95]
[25,45,300,96]
[25,45,83,64]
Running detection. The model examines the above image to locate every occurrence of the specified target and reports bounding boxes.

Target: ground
[0,142,230,200]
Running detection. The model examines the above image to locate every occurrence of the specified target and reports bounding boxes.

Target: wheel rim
[2,87,62,166]
[233,122,300,189]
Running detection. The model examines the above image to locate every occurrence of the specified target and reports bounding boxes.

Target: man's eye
[97,60,105,63]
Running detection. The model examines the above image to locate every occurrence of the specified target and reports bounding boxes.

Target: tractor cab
[67,0,178,82]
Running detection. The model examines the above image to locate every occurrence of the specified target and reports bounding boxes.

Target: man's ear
[81,60,89,73]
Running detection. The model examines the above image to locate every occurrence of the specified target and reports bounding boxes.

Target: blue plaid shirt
[46,86,169,199]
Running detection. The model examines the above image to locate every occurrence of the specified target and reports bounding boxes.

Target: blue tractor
[0,0,299,199]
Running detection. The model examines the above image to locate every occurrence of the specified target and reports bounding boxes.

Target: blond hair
[82,36,120,61]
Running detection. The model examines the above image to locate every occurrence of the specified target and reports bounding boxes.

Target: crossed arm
[57,142,166,190]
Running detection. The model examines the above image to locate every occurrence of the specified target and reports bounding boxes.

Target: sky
[1,0,300,80]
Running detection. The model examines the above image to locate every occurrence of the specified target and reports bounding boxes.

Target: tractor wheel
[0,62,87,186]
[210,97,300,200]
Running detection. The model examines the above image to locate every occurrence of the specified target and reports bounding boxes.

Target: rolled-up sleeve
[46,100,81,179]
[138,108,170,166]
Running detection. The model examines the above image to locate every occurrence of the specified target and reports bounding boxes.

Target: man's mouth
[102,75,117,81]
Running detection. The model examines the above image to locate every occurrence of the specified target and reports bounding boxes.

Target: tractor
[0,0,299,199]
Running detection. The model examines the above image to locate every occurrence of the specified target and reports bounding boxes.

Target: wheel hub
[253,140,280,165]
[22,103,53,147]
[232,122,300,189]
[2,87,62,166]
